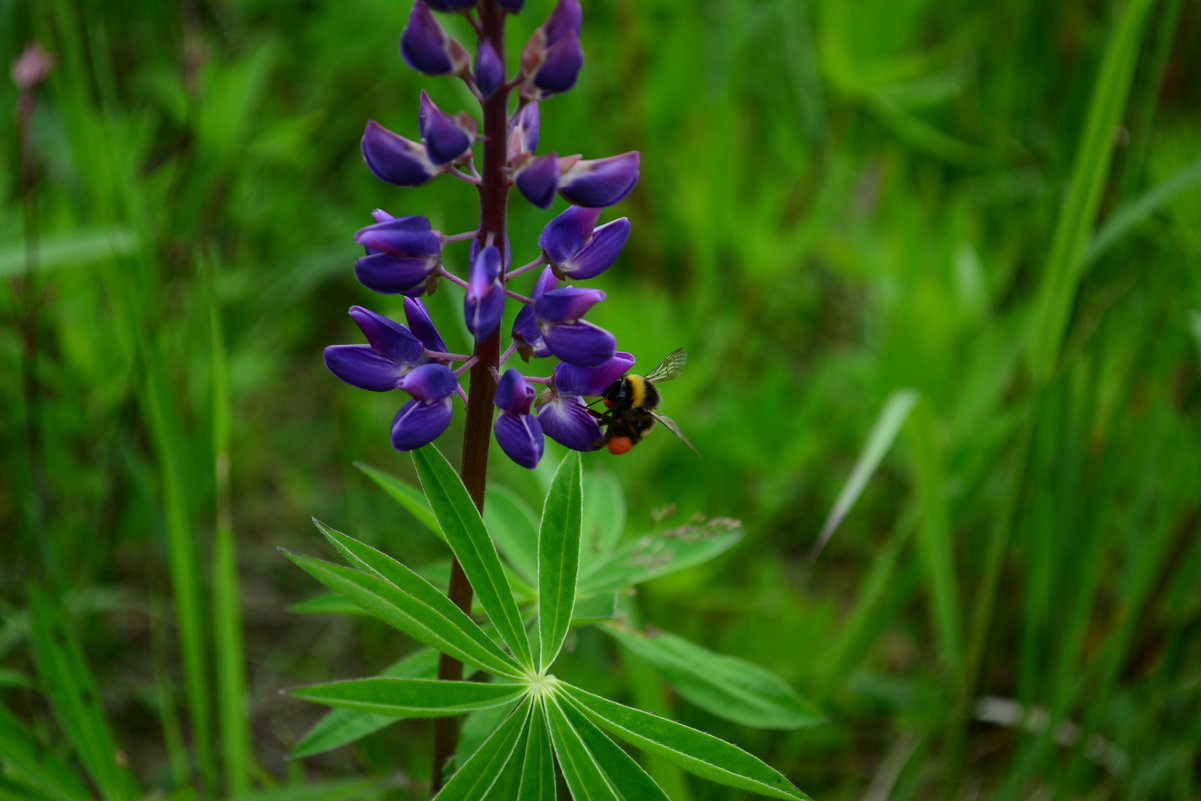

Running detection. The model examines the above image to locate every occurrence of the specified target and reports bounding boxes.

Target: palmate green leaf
[545,694,669,801]
[26,586,135,801]
[284,551,521,679]
[433,698,532,801]
[580,517,744,594]
[354,462,442,540]
[484,485,540,583]
[538,452,583,672]
[290,677,524,718]
[0,703,90,801]
[603,625,822,730]
[581,470,626,569]
[560,684,811,801]
[514,699,554,801]
[293,649,440,759]
[413,446,534,669]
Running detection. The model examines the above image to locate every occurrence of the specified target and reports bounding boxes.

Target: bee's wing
[649,410,699,455]
[644,348,687,384]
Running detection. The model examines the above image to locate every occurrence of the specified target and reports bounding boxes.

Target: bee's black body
[584,349,694,455]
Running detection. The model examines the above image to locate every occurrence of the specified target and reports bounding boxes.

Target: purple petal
[515,152,559,209]
[475,40,503,99]
[348,306,425,364]
[540,319,616,367]
[371,209,394,223]
[533,29,582,95]
[535,286,605,323]
[494,412,544,469]
[418,92,473,165]
[537,395,603,450]
[362,121,437,187]
[391,397,454,451]
[543,0,582,44]
[404,297,448,356]
[467,244,503,296]
[499,0,524,10]
[538,205,601,265]
[554,351,634,396]
[531,266,559,298]
[355,253,437,294]
[400,4,455,75]
[421,0,478,10]
[558,152,640,208]
[355,218,440,258]
[464,245,505,341]
[397,363,459,402]
[494,368,536,415]
[511,306,549,358]
[507,102,540,160]
[559,217,629,279]
[324,345,406,391]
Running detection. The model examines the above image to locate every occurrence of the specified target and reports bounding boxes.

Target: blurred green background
[3,0,1200,798]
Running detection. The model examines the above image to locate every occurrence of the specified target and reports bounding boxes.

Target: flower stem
[431,1,509,794]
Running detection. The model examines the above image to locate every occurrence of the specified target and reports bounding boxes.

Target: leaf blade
[538,452,583,672]
[355,462,442,539]
[290,678,525,718]
[434,698,533,801]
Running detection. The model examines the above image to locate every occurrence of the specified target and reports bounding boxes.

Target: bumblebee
[590,349,698,455]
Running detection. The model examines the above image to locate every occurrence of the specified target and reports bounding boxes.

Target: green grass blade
[284,551,522,679]
[293,649,440,759]
[354,462,442,540]
[560,683,810,801]
[205,260,249,797]
[538,452,583,672]
[412,446,534,668]
[810,389,917,559]
[1025,0,1156,380]
[26,586,133,801]
[433,698,532,801]
[602,625,822,730]
[289,678,525,718]
[0,703,90,801]
[1086,154,1201,267]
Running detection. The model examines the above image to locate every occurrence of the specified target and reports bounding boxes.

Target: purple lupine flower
[475,40,503,99]
[404,297,449,360]
[507,102,539,162]
[362,121,438,187]
[324,306,425,391]
[515,152,559,208]
[391,363,459,450]
[421,0,478,11]
[401,3,470,76]
[532,30,582,94]
[558,152,640,207]
[512,267,558,359]
[464,243,505,341]
[493,369,544,468]
[418,91,474,165]
[539,205,630,279]
[354,215,442,295]
[535,286,616,367]
[555,350,634,396]
[499,0,524,10]
[535,351,632,450]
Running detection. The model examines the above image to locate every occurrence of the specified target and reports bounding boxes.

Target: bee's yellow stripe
[628,375,647,408]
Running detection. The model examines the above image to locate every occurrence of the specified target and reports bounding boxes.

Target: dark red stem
[431,1,509,793]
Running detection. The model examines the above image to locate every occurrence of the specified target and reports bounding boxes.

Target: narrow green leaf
[412,446,534,668]
[544,696,621,801]
[572,593,617,624]
[810,389,918,559]
[27,586,134,801]
[354,462,442,539]
[284,551,521,679]
[538,452,583,671]
[293,649,440,759]
[514,700,554,801]
[434,698,532,801]
[580,518,743,594]
[484,485,540,582]
[558,698,671,801]
[0,704,90,801]
[603,625,821,729]
[290,678,524,718]
[561,684,811,801]
[581,470,626,567]
[288,592,366,616]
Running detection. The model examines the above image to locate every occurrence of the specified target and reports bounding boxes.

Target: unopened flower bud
[362,121,438,186]
[515,152,559,208]
[418,91,474,165]
[400,3,470,75]
[475,40,503,99]
[464,243,505,341]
